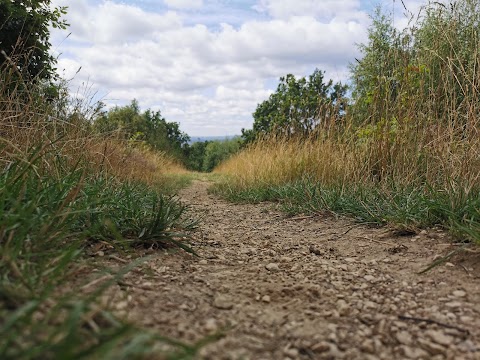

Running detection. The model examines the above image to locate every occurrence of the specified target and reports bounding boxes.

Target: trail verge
[107,180,480,359]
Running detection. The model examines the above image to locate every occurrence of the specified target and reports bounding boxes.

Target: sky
[50,0,426,136]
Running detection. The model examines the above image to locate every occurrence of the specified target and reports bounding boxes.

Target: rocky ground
[100,180,480,359]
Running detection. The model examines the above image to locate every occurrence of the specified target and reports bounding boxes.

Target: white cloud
[51,0,378,136]
[164,0,203,10]
[254,0,367,22]
[54,0,182,44]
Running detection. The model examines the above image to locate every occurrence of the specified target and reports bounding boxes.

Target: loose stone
[419,339,446,355]
[361,339,375,354]
[452,290,466,298]
[426,330,454,347]
[445,301,463,309]
[213,295,234,310]
[312,341,330,353]
[265,263,280,272]
[204,318,217,332]
[336,299,350,316]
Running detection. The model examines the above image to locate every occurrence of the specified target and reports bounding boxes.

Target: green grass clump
[78,177,197,250]
[215,178,480,244]
[0,35,208,358]
[0,147,200,359]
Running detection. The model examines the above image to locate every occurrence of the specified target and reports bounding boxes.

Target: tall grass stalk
[214,2,480,243]
[1,52,200,357]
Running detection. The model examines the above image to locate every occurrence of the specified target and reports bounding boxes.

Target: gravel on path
[108,180,480,359]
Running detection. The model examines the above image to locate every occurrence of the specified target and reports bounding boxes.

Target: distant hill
[188,135,240,144]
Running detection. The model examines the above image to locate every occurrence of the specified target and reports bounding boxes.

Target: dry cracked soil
[99,180,480,360]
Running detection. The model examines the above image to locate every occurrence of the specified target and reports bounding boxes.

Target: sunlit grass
[0,60,203,358]
[213,3,480,245]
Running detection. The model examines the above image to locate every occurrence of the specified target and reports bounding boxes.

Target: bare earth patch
[107,180,480,359]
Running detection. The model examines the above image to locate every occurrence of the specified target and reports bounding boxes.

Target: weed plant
[214,1,480,244]
[0,57,199,358]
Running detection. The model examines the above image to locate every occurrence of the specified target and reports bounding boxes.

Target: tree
[165,121,190,157]
[349,7,407,125]
[350,2,480,131]
[93,100,190,159]
[0,0,68,81]
[242,69,347,142]
[184,141,210,171]
[202,138,242,172]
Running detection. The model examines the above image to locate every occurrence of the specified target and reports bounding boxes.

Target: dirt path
[119,180,480,359]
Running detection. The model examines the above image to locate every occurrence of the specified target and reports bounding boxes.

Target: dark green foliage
[242,69,347,142]
[184,140,210,171]
[202,138,241,172]
[93,100,190,159]
[184,138,242,172]
[0,0,68,82]
[78,178,197,250]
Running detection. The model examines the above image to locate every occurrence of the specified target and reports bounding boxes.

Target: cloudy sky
[50,0,425,136]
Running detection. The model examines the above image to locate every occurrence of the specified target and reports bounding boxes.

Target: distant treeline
[184,137,242,172]
[92,100,242,172]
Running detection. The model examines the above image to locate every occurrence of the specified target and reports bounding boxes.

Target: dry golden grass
[0,71,187,186]
[83,137,189,185]
[215,120,480,194]
[217,2,480,199]
[215,135,354,188]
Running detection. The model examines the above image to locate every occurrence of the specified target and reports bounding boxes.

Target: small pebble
[213,295,234,310]
[396,331,413,345]
[265,263,280,272]
[284,348,299,358]
[179,303,190,310]
[115,301,128,310]
[452,290,466,298]
[426,330,454,346]
[419,339,445,355]
[312,341,330,353]
[336,299,349,316]
[204,318,217,332]
[445,301,462,308]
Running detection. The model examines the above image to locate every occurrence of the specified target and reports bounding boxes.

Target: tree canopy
[350,1,480,129]
[0,0,68,81]
[94,100,190,159]
[242,69,347,142]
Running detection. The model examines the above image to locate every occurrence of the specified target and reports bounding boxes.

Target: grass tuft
[0,54,203,358]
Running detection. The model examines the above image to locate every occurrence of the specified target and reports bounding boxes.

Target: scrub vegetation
[185,137,242,172]
[0,1,202,358]
[214,1,480,244]
[2,1,480,358]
